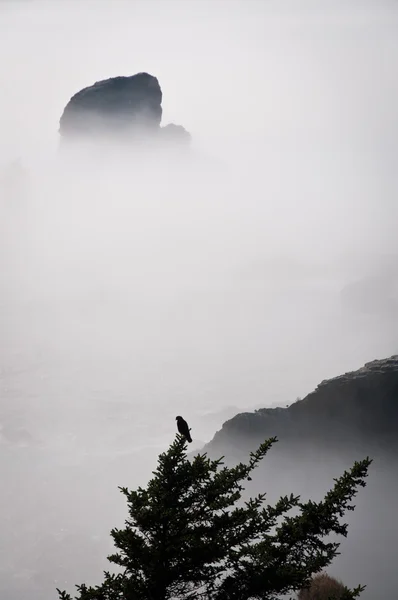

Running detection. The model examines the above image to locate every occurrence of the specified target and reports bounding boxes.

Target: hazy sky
[1,0,397,157]
[0,0,397,424]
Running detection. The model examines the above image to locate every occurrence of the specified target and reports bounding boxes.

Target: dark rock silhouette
[59,72,190,147]
[203,355,398,458]
[197,356,398,600]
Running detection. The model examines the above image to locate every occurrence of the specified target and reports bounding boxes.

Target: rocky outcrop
[204,356,398,458]
[199,359,398,600]
[161,123,191,146]
[59,72,190,146]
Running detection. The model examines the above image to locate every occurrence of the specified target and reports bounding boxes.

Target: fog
[0,1,397,598]
[231,447,398,600]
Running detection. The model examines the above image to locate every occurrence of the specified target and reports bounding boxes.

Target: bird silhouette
[176,415,192,443]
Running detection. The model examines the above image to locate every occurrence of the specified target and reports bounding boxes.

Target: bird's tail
[187,432,192,443]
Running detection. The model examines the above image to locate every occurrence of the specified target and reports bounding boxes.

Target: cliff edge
[203,356,398,458]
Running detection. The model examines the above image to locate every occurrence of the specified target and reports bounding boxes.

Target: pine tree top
[58,435,371,600]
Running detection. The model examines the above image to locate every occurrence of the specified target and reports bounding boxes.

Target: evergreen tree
[58,436,371,600]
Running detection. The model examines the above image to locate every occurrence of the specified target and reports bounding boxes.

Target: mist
[1,1,398,598]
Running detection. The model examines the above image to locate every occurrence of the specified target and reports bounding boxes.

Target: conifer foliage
[58,435,371,600]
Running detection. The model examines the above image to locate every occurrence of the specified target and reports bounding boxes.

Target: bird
[176,415,192,443]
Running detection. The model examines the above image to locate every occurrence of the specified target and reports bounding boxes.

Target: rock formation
[198,357,398,600]
[59,72,191,147]
[203,355,398,458]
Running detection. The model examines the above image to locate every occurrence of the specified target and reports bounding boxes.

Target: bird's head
[176,416,182,421]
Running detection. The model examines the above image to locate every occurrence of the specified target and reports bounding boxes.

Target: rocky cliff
[203,356,398,459]
[59,72,190,147]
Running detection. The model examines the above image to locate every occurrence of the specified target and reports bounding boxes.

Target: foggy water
[1,1,398,598]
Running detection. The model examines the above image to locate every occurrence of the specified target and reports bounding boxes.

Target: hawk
[176,415,192,443]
